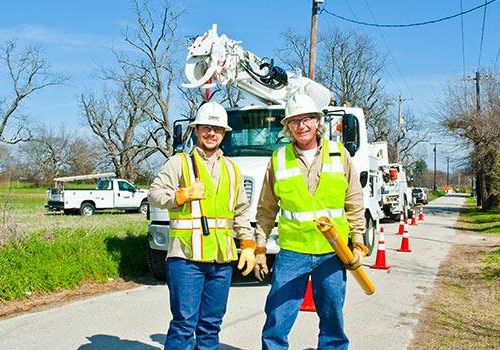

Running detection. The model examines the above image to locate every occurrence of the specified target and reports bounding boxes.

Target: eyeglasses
[198,125,225,133]
[288,116,317,129]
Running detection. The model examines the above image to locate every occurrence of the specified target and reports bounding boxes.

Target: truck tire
[80,202,95,216]
[363,216,376,256]
[146,244,167,282]
[139,201,149,215]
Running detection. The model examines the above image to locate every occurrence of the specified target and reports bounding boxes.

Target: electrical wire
[321,0,498,28]
[362,0,414,99]
[477,0,488,69]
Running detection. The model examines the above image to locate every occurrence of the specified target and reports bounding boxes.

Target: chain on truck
[146,24,384,281]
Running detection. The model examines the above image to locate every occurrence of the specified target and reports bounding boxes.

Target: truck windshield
[220,108,290,157]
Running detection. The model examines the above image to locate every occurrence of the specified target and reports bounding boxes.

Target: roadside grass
[0,222,149,302]
[410,197,500,349]
[0,182,152,303]
[427,190,445,202]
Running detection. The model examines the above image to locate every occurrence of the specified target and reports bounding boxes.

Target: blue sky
[0,0,498,172]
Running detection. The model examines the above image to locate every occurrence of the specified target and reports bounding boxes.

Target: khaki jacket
[148,146,253,262]
[255,141,366,249]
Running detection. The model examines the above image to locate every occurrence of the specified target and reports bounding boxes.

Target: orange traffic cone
[404,215,409,233]
[397,211,405,235]
[410,209,417,226]
[397,229,411,252]
[418,205,424,221]
[370,226,392,270]
[300,279,315,312]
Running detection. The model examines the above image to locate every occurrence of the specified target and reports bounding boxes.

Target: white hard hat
[282,93,323,125]
[190,102,232,131]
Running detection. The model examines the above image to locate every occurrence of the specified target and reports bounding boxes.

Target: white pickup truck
[45,173,149,216]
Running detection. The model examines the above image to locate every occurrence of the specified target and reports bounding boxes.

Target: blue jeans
[262,250,349,350]
[165,258,233,350]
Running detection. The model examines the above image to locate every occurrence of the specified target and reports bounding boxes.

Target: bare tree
[17,127,97,185]
[0,41,65,144]
[275,27,391,142]
[80,79,156,182]
[120,0,184,158]
[437,75,500,207]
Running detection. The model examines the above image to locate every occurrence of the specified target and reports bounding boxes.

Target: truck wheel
[146,244,167,282]
[363,216,376,256]
[139,201,149,215]
[80,203,95,216]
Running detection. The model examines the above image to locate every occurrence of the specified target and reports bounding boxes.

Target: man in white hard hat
[149,101,256,350]
[253,93,366,349]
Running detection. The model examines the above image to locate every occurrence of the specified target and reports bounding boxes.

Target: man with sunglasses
[149,101,256,350]
[254,93,366,349]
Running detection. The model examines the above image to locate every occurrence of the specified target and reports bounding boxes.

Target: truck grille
[244,177,253,205]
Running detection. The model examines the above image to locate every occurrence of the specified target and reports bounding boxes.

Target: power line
[362,0,414,99]
[477,0,488,69]
[321,0,498,28]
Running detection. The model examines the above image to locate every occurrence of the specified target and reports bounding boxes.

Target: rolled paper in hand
[316,216,375,295]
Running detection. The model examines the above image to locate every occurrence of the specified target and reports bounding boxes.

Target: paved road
[0,194,467,350]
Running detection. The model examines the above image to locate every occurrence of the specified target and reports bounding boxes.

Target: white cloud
[0,24,124,50]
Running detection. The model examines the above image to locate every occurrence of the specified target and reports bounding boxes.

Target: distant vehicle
[412,187,428,204]
[45,173,149,216]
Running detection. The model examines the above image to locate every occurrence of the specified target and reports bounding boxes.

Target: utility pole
[308,0,323,79]
[395,95,413,162]
[446,157,450,187]
[463,71,492,206]
[430,142,439,191]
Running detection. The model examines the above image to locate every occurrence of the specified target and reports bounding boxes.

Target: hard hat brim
[189,120,232,131]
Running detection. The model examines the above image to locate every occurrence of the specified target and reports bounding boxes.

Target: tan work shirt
[255,141,366,248]
[148,146,253,262]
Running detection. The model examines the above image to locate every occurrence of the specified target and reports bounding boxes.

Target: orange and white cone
[397,211,405,235]
[300,279,315,312]
[397,229,411,252]
[370,226,392,270]
[404,215,409,233]
[418,205,424,221]
[411,209,417,226]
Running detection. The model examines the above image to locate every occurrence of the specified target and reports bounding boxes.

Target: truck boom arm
[184,24,332,110]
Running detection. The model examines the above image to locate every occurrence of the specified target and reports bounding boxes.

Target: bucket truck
[146,25,383,280]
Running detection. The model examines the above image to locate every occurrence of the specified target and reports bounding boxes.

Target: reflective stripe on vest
[280,208,344,222]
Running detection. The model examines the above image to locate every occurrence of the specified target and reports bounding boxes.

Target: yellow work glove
[253,253,269,281]
[344,242,369,270]
[238,248,256,276]
[175,181,205,206]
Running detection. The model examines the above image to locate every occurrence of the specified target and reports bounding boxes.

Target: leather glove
[238,248,256,276]
[253,253,269,281]
[344,242,369,270]
[175,181,205,206]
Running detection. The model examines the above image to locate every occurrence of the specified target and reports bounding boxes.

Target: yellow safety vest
[272,140,350,254]
[169,150,241,262]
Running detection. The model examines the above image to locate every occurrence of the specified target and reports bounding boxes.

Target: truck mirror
[342,114,359,156]
[173,124,183,151]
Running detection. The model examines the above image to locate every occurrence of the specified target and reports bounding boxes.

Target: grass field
[410,197,500,349]
[0,183,150,302]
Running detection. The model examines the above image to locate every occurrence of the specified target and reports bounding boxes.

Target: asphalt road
[0,194,467,350]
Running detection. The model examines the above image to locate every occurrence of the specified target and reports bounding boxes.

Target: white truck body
[46,174,149,216]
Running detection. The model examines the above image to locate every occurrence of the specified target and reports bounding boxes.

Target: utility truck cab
[46,173,149,216]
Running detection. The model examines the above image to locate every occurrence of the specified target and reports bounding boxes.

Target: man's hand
[238,248,256,276]
[344,242,369,270]
[253,253,269,281]
[175,181,205,205]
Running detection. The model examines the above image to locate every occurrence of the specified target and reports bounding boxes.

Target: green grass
[0,222,149,302]
[427,190,445,202]
[0,182,153,302]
